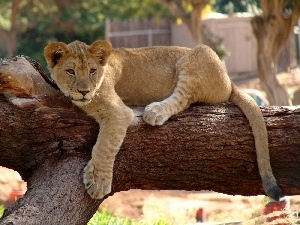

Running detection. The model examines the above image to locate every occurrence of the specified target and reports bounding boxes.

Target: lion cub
[44,40,280,200]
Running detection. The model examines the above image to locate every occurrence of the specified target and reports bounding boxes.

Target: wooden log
[0,56,299,224]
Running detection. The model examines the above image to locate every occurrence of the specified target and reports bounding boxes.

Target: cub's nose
[78,90,90,96]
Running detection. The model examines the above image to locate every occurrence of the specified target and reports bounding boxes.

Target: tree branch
[0,56,300,224]
[10,0,19,30]
[156,0,191,28]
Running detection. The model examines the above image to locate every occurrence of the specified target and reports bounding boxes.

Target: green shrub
[88,207,135,225]
[0,205,4,217]
[88,207,171,225]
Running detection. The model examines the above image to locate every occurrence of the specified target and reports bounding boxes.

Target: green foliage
[0,0,169,66]
[214,0,260,14]
[0,205,4,217]
[88,207,171,225]
[88,207,135,225]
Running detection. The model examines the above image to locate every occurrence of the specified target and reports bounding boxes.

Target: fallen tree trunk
[0,56,299,224]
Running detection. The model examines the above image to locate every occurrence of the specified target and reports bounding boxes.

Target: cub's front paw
[83,161,112,199]
[143,102,169,126]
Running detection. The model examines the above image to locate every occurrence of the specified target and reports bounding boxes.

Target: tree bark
[0,56,300,224]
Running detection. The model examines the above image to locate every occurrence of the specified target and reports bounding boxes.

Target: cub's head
[44,40,112,105]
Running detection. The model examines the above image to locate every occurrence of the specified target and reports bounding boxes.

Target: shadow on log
[0,56,300,224]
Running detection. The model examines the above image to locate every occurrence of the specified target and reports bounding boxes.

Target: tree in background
[156,0,211,44]
[0,0,64,59]
[0,0,168,64]
[251,0,300,105]
[214,0,260,15]
[0,0,19,57]
[215,0,299,105]
[156,0,228,58]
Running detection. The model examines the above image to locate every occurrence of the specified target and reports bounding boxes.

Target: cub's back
[112,46,190,106]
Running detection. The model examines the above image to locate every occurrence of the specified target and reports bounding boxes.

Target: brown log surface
[0,56,299,224]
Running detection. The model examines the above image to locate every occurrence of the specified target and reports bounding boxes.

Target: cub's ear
[44,42,68,68]
[89,40,112,66]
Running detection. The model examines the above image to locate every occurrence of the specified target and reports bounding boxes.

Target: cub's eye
[89,68,97,75]
[66,69,75,76]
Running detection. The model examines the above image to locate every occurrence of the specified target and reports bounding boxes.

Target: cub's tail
[229,83,280,201]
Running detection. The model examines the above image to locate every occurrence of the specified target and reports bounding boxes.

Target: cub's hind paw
[83,161,112,199]
[143,102,169,126]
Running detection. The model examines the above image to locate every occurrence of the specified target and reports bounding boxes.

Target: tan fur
[44,40,280,200]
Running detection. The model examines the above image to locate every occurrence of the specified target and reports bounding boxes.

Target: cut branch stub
[0,56,99,179]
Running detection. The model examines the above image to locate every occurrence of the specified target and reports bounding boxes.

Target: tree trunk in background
[251,0,300,106]
[186,0,207,45]
[0,0,19,57]
[0,56,300,224]
[156,0,210,45]
[0,29,17,57]
[155,0,231,59]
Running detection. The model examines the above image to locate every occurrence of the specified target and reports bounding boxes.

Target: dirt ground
[1,166,299,224]
[236,70,300,91]
[1,71,300,224]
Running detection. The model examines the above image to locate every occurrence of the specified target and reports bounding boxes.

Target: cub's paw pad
[143,102,169,126]
[83,161,112,199]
